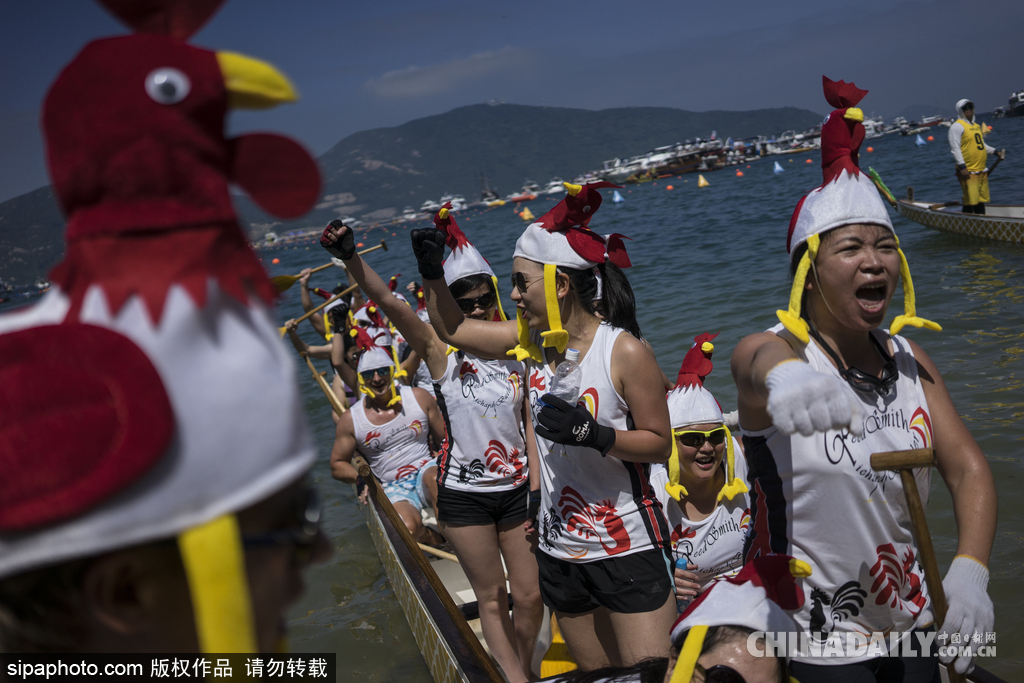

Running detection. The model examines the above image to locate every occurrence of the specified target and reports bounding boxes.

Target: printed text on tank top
[351,385,432,484]
[434,352,529,491]
[527,323,669,563]
[742,324,932,662]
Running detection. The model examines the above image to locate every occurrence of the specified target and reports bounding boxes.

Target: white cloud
[363,47,538,99]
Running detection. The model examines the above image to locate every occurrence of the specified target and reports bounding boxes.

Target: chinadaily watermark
[746,631,997,659]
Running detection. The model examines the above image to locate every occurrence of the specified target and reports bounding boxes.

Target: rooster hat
[433,204,507,321]
[352,326,401,407]
[510,182,630,362]
[0,0,320,654]
[668,555,810,683]
[781,76,939,343]
[664,333,747,503]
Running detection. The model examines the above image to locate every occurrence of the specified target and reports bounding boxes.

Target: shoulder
[411,386,438,410]
[336,409,355,434]
[901,336,941,387]
[610,328,652,361]
[732,331,789,364]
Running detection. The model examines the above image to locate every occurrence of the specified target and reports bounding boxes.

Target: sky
[2,0,1021,203]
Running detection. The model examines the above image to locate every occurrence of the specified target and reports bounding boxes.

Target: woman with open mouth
[321,209,543,683]
[411,182,675,672]
[649,333,750,614]
[731,77,996,682]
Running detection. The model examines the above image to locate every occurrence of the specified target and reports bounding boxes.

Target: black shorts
[536,548,672,615]
[436,483,529,525]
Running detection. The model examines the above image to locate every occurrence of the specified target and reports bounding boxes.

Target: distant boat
[916,134,927,146]
[612,190,624,203]
[506,179,540,203]
[773,161,784,174]
[541,177,565,195]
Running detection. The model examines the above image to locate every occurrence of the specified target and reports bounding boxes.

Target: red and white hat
[433,204,506,321]
[387,274,409,305]
[664,334,746,503]
[780,77,940,343]
[509,182,630,360]
[352,326,401,407]
[668,554,811,683]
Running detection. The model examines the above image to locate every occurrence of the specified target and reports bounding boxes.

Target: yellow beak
[843,107,864,123]
[216,51,298,110]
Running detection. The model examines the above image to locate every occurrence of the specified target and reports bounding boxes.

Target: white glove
[765,360,865,437]
[939,556,993,675]
[722,410,740,430]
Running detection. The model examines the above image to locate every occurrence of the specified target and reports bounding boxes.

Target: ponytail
[562,262,642,340]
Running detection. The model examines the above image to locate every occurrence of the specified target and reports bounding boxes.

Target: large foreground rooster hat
[510,182,630,361]
[668,555,810,683]
[0,0,320,654]
[780,76,939,343]
[664,334,747,503]
[434,204,507,321]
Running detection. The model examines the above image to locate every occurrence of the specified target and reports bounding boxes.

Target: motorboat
[420,199,442,213]
[541,177,565,194]
[506,180,539,203]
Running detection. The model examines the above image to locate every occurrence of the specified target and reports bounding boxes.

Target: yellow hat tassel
[323,312,334,341]
[445,345,459,356]
[776,234,819,344]
[540,263,569,353]
[669,624,708,683]
[357,374,375,398]
[178,514,258,653]
[889,239,941,336]
[717,426,749,502]
[491,275,508,321]
[390,344,408,380]
[665,430,689,501]
[507,307,542,363]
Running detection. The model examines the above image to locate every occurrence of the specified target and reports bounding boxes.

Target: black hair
[0,559,90,652]
[541,657,668,683]
[331,283,355,306]
[450,273,494,300]
[562,262,642,339]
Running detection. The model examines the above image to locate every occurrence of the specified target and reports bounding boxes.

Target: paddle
[278,283,359,337]
[303,354,347,416]
[269,240,388,293]
[871,449,966,683]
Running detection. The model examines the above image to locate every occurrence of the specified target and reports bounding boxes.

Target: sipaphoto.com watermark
[746,631,997,659]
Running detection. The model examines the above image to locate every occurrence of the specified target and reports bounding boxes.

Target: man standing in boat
[948,99,1003,215]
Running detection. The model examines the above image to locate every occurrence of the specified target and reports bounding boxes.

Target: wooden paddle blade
[278,326,287,338]
[270,274,299,293]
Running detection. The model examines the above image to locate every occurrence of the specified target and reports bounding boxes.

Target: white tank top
[434,351,529,491]
[527,323,669,563]
[651,439,750,590]
[743,324,933,664]
[351,385,433,483]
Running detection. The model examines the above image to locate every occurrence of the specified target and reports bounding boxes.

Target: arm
[730,332,800,431]
[608,332,673,463]
[401,348,422,385]
[296,269,328,339]
[423,276,519,360]
[948,122,966,167]
[522,385,540,491]
[910,340,996,565]
[329,411,359,484]
[284,319,332,359]
[413,387,446,455]
[330,332,359,395]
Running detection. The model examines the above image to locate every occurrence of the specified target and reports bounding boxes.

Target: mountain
[0,103,824,283]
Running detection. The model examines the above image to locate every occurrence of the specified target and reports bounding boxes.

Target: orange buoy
[666,185,674,190]
[272,258,280,264]
[927,135,934,142]
[736,171,744,177]
[746,165,751,168]
[357,242,365,247]
[805,158,813,163]
[866,146,874,153]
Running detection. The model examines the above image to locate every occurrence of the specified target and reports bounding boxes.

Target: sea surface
[7,118,1020,679]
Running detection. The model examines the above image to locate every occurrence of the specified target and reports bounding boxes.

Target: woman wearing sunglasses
[411,184,674,671]
[651,334,749,612]
[321,208,543,683]
[731,79,995,681]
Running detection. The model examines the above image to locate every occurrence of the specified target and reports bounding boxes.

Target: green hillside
[0,103,823,283]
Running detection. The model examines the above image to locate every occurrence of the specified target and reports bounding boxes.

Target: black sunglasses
[694,663,747,683]
[359,367,390,383]
[809,325,898,396]
[242,487,322,566]
[676,428,727,449]
[456,291,496,313]
[510,272,544,293]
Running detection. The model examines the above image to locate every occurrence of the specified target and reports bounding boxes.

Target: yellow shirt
[957,118,988,172]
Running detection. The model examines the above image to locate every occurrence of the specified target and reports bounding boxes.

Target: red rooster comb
[350,326,377,352]
[537,181,621,232]
[97,0,226,39]
[820,76,869,184]
[388,274,401,292]
[675,332,718,389]
[433,202,471,251]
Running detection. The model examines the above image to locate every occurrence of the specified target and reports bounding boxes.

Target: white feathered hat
[433,204,506,321]
[780,76,939,344]
[508,182,630,361]
[668,555,811,683]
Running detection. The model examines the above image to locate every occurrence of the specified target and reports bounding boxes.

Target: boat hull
[896,200,1024,243]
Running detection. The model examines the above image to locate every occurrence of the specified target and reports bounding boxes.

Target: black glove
[355,475,368,498]
[327,301,350,329]
[321,219,355,260]
[410,228,447,281]
[535,394,616,456]
[527,489,541,526]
